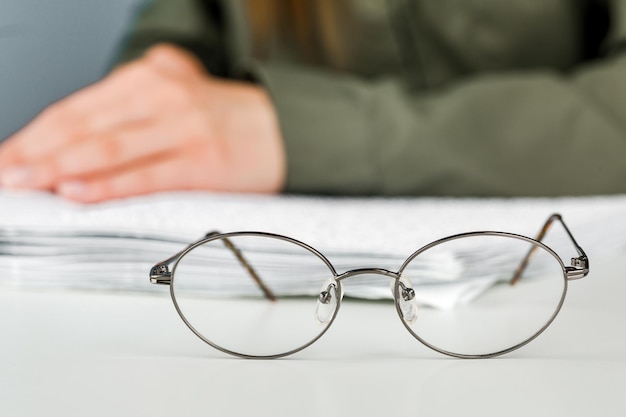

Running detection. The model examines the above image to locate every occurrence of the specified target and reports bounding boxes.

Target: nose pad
[392,275,418,324]
[315,278,342,325]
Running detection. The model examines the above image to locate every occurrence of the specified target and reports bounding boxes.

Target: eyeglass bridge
[318,271,416,304]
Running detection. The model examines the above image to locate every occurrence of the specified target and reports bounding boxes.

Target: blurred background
[0,0,144,141]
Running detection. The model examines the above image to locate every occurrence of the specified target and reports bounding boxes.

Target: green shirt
[116,0,626,196]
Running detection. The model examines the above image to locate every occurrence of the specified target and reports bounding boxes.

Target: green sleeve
[255,1,626,197]
[257,54,626,197]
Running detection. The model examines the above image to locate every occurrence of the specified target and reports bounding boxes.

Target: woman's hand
[0,44,286,203]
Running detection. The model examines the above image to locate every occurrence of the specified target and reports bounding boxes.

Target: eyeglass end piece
[571,256,588,268]
[566,256,589,280]
[150,265,172,285]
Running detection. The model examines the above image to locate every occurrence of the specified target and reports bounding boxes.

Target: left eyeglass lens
[171,234,337,357]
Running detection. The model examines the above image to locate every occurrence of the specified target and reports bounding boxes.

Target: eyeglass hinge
[565,256,589,280]
[150,265,172,285]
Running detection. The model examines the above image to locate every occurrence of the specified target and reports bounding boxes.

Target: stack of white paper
[1,190,624,309]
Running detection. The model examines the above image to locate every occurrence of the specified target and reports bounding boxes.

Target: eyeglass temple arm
[510,213,589,285]
[149,231,277,302]
[205,231,277,301]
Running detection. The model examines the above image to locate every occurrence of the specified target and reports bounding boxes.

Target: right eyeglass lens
[170,234,337,358]
[398,234,567,357]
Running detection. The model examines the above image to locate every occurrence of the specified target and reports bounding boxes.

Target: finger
[144,43,206,77]
[55,124,175,177]
[0,62,161,167]
[0,103,82,167]
[0,119,188,189]
[55,152,213,203]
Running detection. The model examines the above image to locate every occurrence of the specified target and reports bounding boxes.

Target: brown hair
[246,0,348,68]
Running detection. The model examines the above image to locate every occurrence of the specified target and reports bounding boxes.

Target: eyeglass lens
[397,234,566,357]
[171,234,338,357]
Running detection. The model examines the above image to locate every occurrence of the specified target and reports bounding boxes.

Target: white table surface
[1,255,624,417]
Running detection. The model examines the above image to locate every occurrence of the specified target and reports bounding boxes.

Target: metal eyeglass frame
[150,213,589,359]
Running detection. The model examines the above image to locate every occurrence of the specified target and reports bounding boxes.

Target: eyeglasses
[150,214,589,359]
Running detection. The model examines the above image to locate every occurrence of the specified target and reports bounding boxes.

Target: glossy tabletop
[1,255,624,417]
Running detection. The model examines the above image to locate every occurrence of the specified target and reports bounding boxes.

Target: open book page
[1,190,624,308]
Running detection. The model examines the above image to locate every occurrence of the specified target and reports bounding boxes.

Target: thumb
[143,43,206,77]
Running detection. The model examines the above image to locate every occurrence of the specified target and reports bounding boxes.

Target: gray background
[0,0,144,141]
